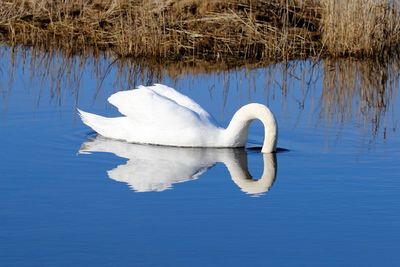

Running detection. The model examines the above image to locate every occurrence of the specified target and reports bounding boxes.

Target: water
[1,47,399,266]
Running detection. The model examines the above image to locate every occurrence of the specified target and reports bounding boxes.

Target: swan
[79,136,277,195]
[78,84,278,153]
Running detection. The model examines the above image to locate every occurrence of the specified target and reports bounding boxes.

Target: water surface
[1,47,399,266]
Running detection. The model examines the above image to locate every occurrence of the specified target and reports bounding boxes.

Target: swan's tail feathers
[77,108,127,140]
[77,108,92,126]
[77,109,104,129]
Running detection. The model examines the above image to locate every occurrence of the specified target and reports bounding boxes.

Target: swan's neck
[225,103,278,153]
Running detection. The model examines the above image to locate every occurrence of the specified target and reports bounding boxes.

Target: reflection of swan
[79,136,277,195]
[78,84,278,153]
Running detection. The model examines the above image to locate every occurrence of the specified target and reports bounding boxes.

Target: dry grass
[320,0,400,57]
[2,0,399,62]
[0,0,317,61]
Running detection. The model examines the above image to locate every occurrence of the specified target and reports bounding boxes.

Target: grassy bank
[1,0,400,63]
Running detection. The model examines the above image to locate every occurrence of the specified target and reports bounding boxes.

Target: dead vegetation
[320,0,400,57]
[1,0,400,63]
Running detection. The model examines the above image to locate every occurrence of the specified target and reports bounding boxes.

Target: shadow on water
[0,45,399,142]
[79,136,277,196]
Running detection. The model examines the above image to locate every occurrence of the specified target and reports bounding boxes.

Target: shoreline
[1,0,400,64]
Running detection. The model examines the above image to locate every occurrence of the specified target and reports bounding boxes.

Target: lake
[1,47,399,266]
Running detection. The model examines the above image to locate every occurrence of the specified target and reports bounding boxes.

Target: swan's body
[78,84,278,153]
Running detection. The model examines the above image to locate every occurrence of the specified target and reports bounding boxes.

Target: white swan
[79,136,277,195]
[78,84,278,153]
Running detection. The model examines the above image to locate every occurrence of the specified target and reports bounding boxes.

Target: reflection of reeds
[0,46,161,103]
[0,46,398,141]
[2,0,400,62]
[322,57,399,138]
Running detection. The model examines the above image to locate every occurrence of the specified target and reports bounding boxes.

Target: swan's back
[79,84,230,147]
[146,84,213,121]
[107,85,216,131]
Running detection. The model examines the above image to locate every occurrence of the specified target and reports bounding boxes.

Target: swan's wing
[144,84,213,122]
[107,87,214,130]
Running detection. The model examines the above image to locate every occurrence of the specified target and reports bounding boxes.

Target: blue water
[1,48,399,266]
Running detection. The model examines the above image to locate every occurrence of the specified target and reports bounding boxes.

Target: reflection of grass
[321,58,399,138]
[0,46,398,141]
[1,0,400,62]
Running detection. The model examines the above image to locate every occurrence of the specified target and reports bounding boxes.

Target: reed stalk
[1,0,399,62]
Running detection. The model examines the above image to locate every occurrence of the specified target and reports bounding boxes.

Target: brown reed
[1,0,399,62]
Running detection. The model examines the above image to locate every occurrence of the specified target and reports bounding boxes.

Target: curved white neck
[225,103,278,153]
